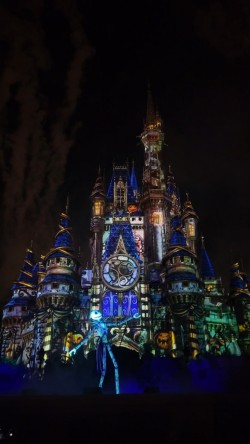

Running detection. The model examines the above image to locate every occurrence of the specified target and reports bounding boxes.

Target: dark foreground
[1,353,250,442]
[0,392,250,443]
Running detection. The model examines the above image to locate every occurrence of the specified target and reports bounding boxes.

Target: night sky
[0,0,250,306]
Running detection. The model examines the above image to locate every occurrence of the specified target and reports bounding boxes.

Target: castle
[1,91,250,378]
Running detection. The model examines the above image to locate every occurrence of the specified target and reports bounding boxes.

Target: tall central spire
[145,81,162,131]
[146,81,155,127]
[139,84,170,265]
[140,84,165,191]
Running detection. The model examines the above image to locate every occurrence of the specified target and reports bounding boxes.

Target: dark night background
[0,0,250,306]
[1,1,250,441]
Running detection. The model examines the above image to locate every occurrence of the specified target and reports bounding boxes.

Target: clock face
[102,254,140,291]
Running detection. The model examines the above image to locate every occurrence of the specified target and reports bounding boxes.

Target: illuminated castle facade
[1,93,250,375]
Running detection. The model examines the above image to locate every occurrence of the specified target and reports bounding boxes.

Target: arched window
[102,291,119,317]
[122,291,139,317]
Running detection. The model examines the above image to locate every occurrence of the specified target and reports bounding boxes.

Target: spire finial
[98,164,101,176]
[30,239,34,251]
[201,235,205,247]
[146,80,155,124]
[65,194,69,214]
[185,191,189,201]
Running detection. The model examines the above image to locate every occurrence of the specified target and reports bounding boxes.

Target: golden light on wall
[93,200,103,216]
[150,212,163,225]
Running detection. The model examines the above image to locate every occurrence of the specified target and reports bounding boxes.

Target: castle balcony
[167,293,204,306]
[36,293,77,310]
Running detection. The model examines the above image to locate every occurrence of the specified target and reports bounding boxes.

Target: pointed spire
[144,81,162,130]
[146,80,155,125]
[182,193,198,220]
[90,167,106,200]
[130,160,139,193]
[54,212,73,249]
[65,194,69,215]
[11,245,35,290]
[200,236,216,279]
[44,208,79,263]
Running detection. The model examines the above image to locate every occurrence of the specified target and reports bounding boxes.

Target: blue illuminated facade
[1,91,250,384]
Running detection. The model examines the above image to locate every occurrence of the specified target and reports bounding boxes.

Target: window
[187,220,195,237]
[150,212,162,224]
[94,201,102,216]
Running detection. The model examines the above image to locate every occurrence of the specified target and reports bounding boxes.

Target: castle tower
[228,262,250,354]
[89,168,106,283]
[200,237,239,356]
[140,86,171,279]
[32,203,82,370]
[162,216,204,358]
[88,162,149,355]
[1,245,36,363]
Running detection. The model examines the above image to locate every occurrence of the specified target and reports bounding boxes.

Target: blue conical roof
[164,216,196,261]
[200,241,216,279]
[11,247,35,291]
[44,211,79,262]
[169,216,187,248]
[90,171,105,200]
[130,162,139,194]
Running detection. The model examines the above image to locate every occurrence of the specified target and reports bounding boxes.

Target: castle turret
[200,236,223,298]
[162,216,204,358]
[199,237,240,356]
[34,203,82,368]
[228,262,250,353]
[1,244,36,362]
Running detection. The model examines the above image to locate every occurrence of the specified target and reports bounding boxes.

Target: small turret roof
[130,161,139,194]
[11,246,35,291]
[90,168,106,200]
[163,216,196,261]
[182,193,198,220]
[200,237,216,279]
[44,209,79,263]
